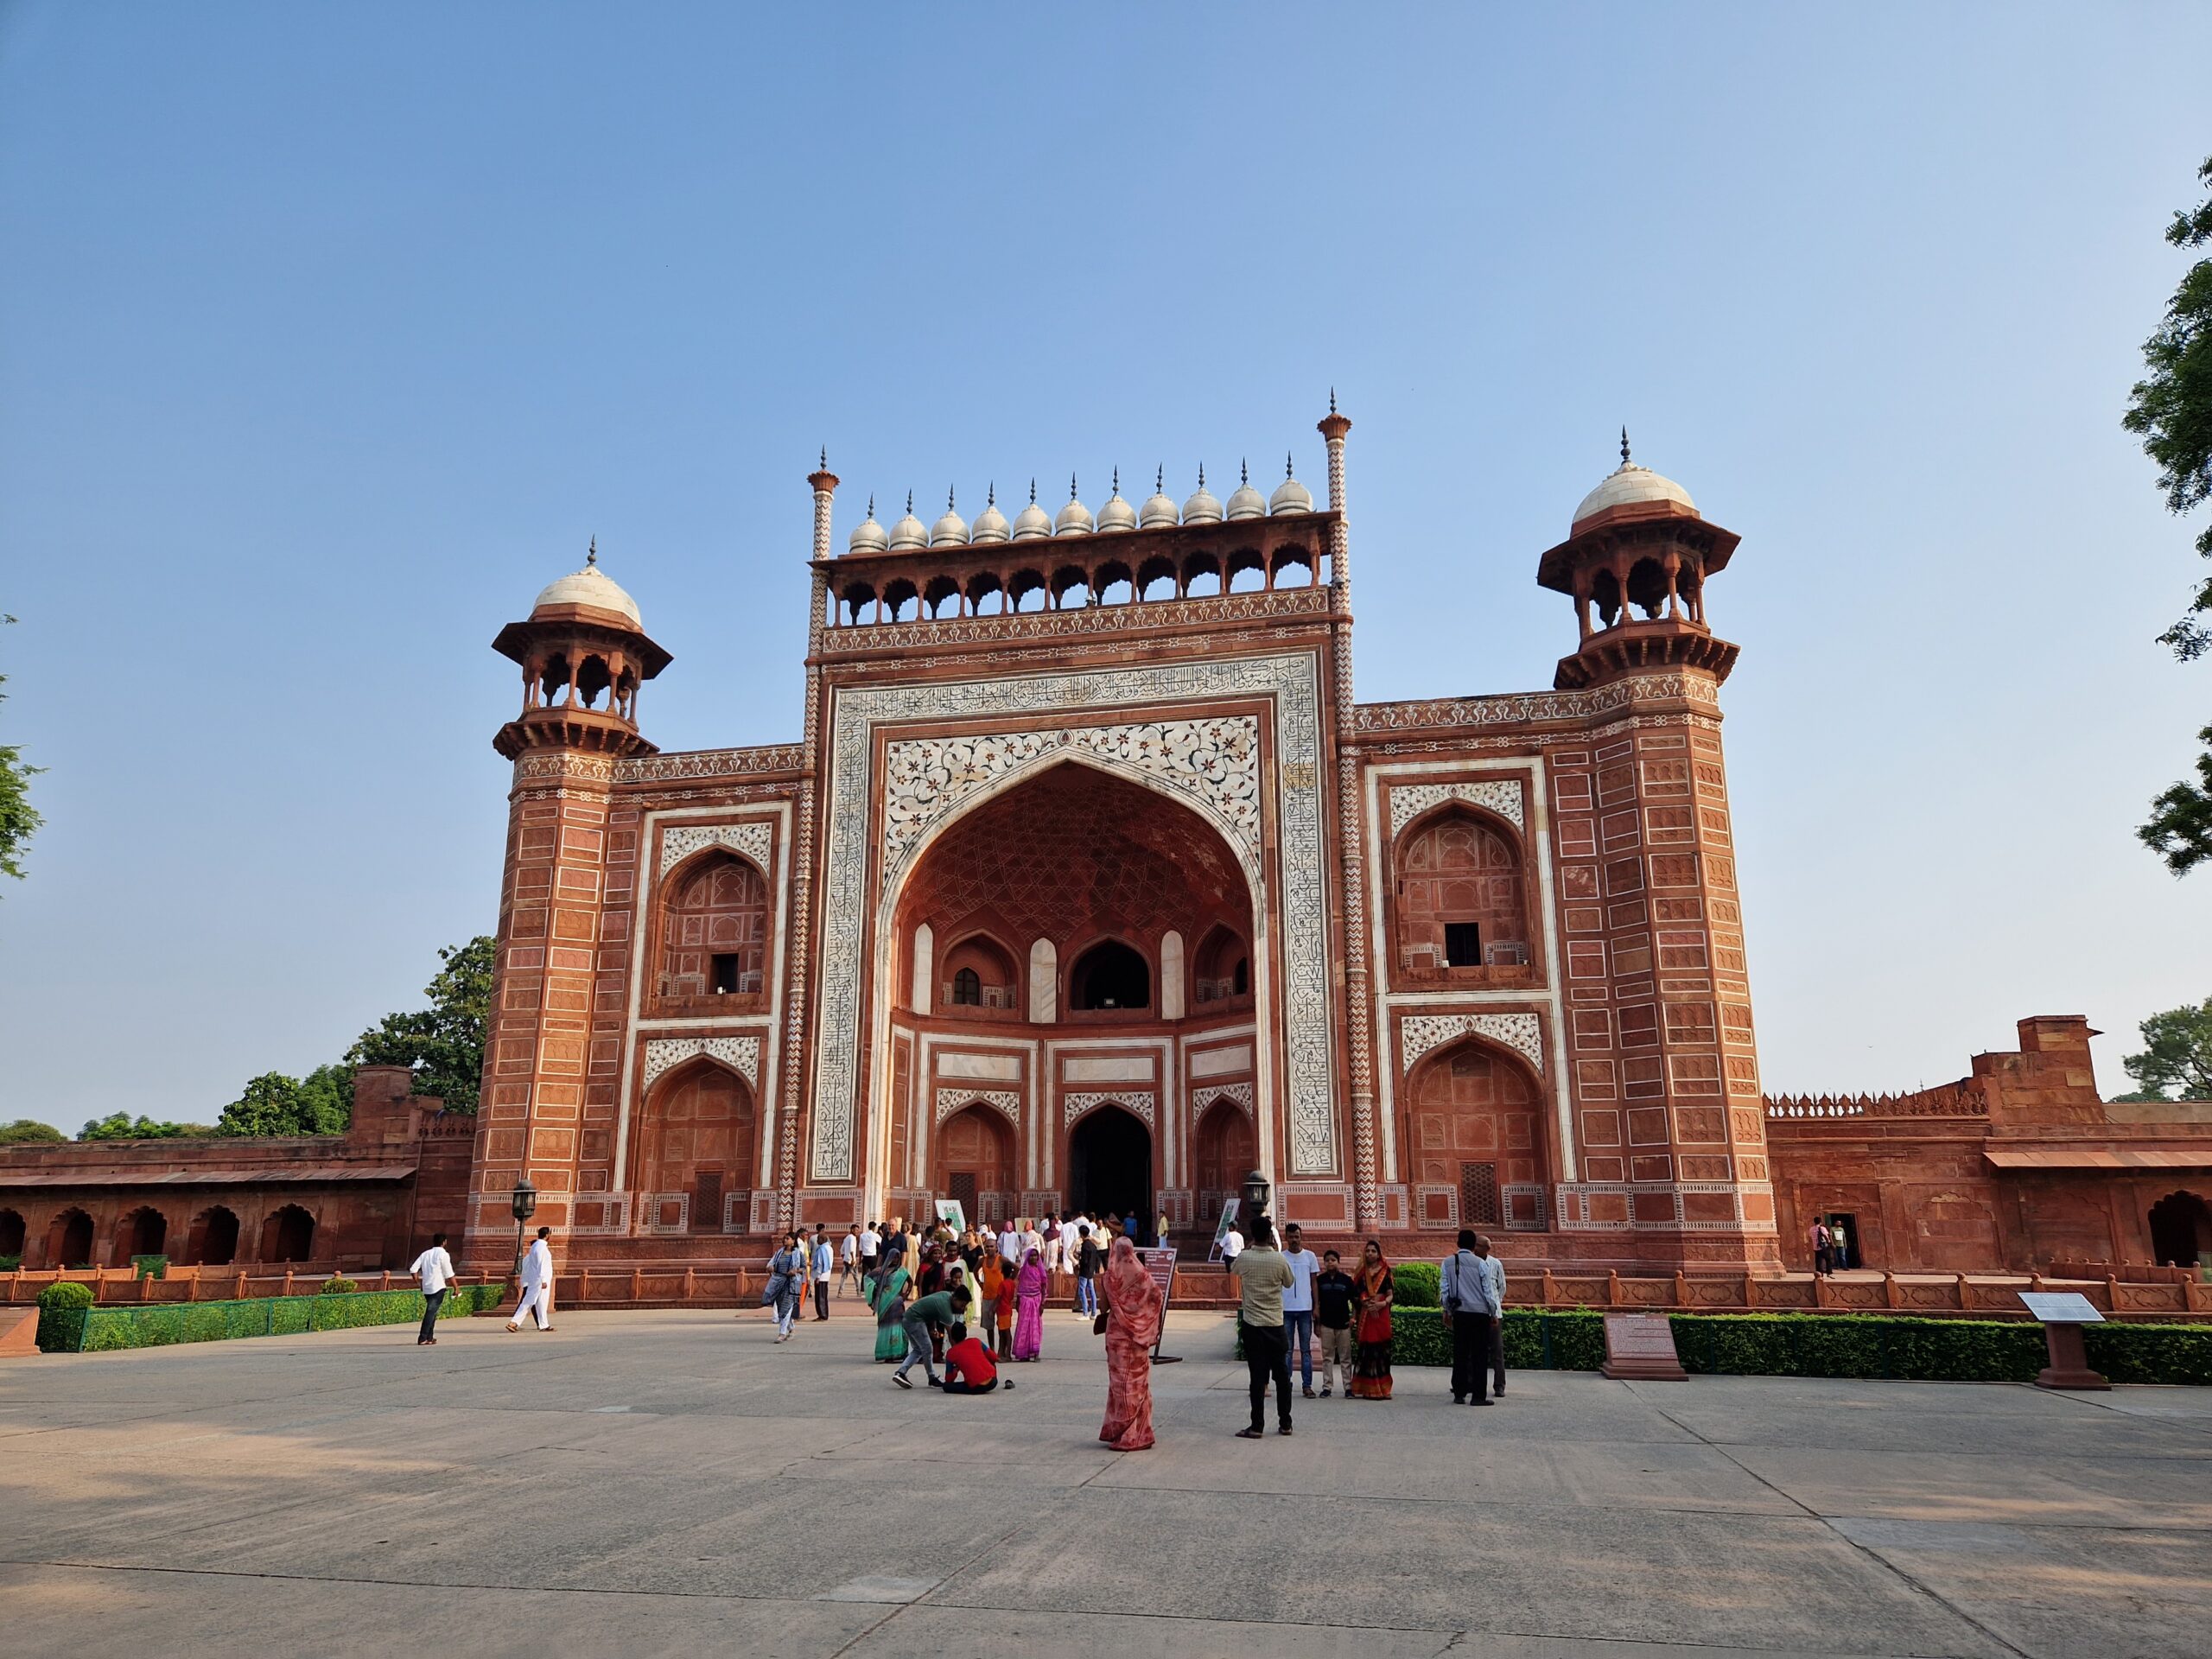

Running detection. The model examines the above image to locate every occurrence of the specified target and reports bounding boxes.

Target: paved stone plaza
[0,1308,2206,1657]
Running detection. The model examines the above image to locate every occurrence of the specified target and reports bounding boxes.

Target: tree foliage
[0,613,43,887]
[0,1118,65,1144]
[215,1067,353,1137]
[79,1113,210,1141]
[344,935,494,1113]
[2121,996,2212,1102]
[2127,156,2212,874]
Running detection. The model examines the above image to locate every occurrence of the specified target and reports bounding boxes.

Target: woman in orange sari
[1349,1237,1395,1400]
[1098,1236,1163,1450]
[978,1252,1007,1355]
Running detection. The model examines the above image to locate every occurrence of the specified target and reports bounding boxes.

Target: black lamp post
[1241,1169,1272,1240]
[510,1175,537,1278]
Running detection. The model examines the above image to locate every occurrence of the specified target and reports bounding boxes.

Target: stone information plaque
[1601,1312,1688,1381]
[2018,1292,2103,1325]
[2020,1291,2109,1391]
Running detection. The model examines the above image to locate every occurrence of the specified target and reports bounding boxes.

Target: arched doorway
[937,1104,1015,1225]
[264,1205,315,1263]
[1406,1038,1548,1230]
[1069,1104,1151,1224]
[111,1206,168,1267]
[1193,1096,1255,1221]
[636,1058,756,1233]
[1070,939,1151,1012]
[0,1208,24,1262]
[188,1205,240,1267]
[48,1208,92,1269]
[2149,1191,2212,1268]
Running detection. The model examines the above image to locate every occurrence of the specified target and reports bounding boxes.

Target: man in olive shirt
[1228,1218,1296,1438]
[893,1287,969,1388]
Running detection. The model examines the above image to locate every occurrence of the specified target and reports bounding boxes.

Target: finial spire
[866,493,874,518]
[1241,459,1249,485]
[1028,478,1037,505]
[1155,465,1163,493]
[1198,462,1206,487]
[1286,451,1294,480]
[587,535,597,566]
[1620,426,1631,467]
[1110,465,1120,496]
[1069,473,1078,500]
[819,445,827,469]
[947,486,956,511]
[1329,386,1337,415]
[987,481,995,506]
[906,489,913,514]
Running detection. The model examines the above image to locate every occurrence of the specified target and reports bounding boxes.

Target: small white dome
[970,486,1010,545]
[1181,466,1223,524]
[1055,476,1093,537]
[1012,480,1052,541]
[1224,460,1266,522]
[534,547,642,626]
[1139,467,1179,530]
[847,496,888,556]
[1572,437,1696,531]
[929,489,969,548]
[1096,468,1137,533]
[887,492,928,551]
[1269,453,1313,516]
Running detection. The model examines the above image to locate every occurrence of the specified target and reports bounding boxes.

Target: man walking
[1473,1233,1507,1399]
[838,1225,861,1296]
[1440,1229,1496,1404]
[893,1285,969,1388]
[1228,1218,1295,1439]
[1280,1223,1320,1399]
[506,1226,554,1334]
[410,1230,455,1346]
[1219,1218,1244,1275]
[811,1225,836,1320]
[859,1220,881,1293]
[1314,1248,1355,1397]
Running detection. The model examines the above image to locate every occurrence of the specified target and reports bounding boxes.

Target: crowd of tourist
[741,1208,1511,1452]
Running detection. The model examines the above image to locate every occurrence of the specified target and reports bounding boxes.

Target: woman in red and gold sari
[1349,1237,1395,1400]
[1098,1236,1163,1450]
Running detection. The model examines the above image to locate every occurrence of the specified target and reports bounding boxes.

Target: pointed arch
[634,1054,758,1234]
[1403,1033,1550,1231]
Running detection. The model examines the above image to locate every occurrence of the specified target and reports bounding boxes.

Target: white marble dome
[1269,454,1313,516]
[929,490,969,548]
[1096,470,1138,533]
[847,497,888,556]
[970,486,1010,545]
[1055,477,1093,537]
[1140,467,1179,530]
[887,493,929,551]
[534,554,641,626]
[1224,461,1267,522]
[1572,459,1696,531]
[1012,481,1052,541]
[1181,466,1223,524]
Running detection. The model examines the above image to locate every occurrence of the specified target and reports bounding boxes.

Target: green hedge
[1392,1262,1440,1308]
[1243,1309,2212,1386]
[35,1281,95,1352]
[44,1283,504,1353]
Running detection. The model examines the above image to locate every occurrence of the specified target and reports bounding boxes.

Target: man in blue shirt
[810,1225,836,1321]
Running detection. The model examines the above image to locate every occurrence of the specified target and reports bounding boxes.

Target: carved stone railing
[1764,1082,1988,1120]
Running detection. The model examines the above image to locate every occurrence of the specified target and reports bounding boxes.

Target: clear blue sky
[3,3,2209,1129]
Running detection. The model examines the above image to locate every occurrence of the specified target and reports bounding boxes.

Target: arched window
[637,1058,756,1233]
[48,1208,92,1270]
[112,1206,168,1268]
[0,1208,24,1262]
[264,1205,315,1263]
[658,851,768,1001]
[188,1205,239,1267]
[1395,810,1529,973]
[940,935,1019,1014]
[1194,925,1248,1004]
[952,967,982,1006]
[1070,939,1150,1012]
[1408,1039,1546,1228]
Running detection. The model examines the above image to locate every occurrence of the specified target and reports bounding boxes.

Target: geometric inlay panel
[1399,1012,1544,1074]
[1387,779,1524,837]
[658,821,775,880]
[641,1034,760,1094]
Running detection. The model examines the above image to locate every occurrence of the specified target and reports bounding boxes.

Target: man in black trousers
[1440,1228,1497,1405]
[1228,1217,1296,1438]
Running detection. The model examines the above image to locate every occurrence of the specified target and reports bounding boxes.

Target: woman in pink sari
[1012,1246,1048,1361]
[1098,1236,1163,1450]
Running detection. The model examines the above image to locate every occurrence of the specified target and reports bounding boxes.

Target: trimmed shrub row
[1243,1308,2212,1385]
[38,1282,504,1353]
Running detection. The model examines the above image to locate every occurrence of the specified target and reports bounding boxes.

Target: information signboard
[1206,1198,1239,1263]
[2018,1292,2104,1325]
[1600,1312,1688,1381]
[1137,1246,1180,1363]
[932,1198,966,1235]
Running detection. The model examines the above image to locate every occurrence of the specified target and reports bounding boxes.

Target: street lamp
[1241,1169,1271,1239]
[510,1175,537,1278]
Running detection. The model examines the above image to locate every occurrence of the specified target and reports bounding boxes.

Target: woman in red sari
[1098,1236,1163,1450]
[1349,1237,1395,1400]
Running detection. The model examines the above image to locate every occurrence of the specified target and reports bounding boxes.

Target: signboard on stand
[1206,1199,1239,1263]
[1138,1246,1181,1363]
[2019,1290,2109,1390]
[932,1198,966,1236]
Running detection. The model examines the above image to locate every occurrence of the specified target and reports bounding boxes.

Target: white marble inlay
[658,821,774,880]
[1063,1090,1156,1129]
[935,1088,1020,1127]
[1387,779,1525,838]
[641,1034,760,1093]
[1398,1013,1544,1074]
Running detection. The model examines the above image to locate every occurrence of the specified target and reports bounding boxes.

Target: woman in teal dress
[869,1260,911,1362]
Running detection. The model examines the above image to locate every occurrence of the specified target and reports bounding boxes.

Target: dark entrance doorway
[1069,1104,1150,1225]
[2149,1191,2212,1268]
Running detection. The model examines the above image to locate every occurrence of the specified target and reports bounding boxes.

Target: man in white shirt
[1278,1223,1321,1398]
[410,1231,455,1346]
[1474,1234,1508,1398]
[998,1221,1021,1265]
[1219,1224,1244,1272]
[506,1227,554,1333]
[858,1222,880,1292]
[1020,1218,1044,1265]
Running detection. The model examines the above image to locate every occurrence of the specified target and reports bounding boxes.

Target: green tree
[2120,997,2212,1102]
[2126,156,2212,873]
[0,1118,65,1144]
[0,614,43,886]
[215,1070,351,1137]
[79,1113,207,1141]
[345,935,494,1113]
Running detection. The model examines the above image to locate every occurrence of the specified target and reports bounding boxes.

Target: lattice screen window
[1459,1161,1502,1225]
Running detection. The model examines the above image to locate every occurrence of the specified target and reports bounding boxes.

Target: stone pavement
[1,1306,2207,1657]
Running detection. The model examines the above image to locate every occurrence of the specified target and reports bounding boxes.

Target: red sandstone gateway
[4,411,2207,1291]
